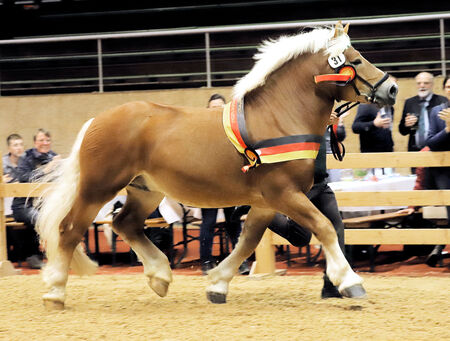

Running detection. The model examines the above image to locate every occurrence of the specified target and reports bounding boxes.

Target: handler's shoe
[425,245,444,267]
[201,260,216,275]
[321,275,342,299]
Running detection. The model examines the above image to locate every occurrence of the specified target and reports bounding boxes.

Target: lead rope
[327,101,360,161]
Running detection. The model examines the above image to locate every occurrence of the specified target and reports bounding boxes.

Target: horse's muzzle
[373,80,398,107]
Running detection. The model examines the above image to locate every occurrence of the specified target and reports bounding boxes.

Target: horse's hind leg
[207,207,275,303]
[43,198,106,309]
[112,182,172,297]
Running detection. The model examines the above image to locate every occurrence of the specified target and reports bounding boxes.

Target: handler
[234,112,346,299]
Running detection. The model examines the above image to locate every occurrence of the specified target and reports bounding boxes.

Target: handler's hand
[328,112,340,126]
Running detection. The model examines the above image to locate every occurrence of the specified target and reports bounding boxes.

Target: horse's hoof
[43,299,65,311]
[149,277,170,297]
[207,291,227,304]
[340,284,367,299]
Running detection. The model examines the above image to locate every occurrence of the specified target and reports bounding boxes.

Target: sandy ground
[0,274,449,340]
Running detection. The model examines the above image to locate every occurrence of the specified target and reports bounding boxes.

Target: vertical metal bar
[97,39,104,93]
[440,18,446,78]
[205,33,212,88]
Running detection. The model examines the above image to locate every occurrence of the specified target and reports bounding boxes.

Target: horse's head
[315,22,398,107]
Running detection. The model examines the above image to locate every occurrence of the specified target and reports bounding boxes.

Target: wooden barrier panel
[270,229,450,245]
[335,190,450,207]
[251,151,450,276]
[327,151,450,169]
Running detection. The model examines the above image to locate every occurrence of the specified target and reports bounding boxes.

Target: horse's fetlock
[42,263,68,288]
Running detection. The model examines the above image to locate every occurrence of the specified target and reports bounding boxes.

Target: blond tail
[36,118,97,276]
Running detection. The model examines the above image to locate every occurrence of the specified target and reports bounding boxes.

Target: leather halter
[315,61,390,105]
[315,57,391,161]
[223,99,322,173]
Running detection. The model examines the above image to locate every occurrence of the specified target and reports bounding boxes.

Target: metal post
[97,39,104,93]
[205,33,212,88]
[440,18,446,78]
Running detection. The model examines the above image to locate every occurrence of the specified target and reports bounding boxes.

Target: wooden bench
[251,151,450,276]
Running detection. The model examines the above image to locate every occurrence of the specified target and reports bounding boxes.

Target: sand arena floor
[0,274,449,340]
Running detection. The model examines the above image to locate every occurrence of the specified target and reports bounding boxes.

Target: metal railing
[0,12,448,95]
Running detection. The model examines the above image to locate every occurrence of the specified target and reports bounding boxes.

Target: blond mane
[233,27,351,98]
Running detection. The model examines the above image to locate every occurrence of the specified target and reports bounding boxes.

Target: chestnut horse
[37,22,397,309]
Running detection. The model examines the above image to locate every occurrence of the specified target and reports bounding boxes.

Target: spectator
[11,128,61,269]
[3,133,25,262]
[200,94,249,275]
[352,103,394,153]
[399,72,447,152]
[423,76,450,266]
[2,133,25,184]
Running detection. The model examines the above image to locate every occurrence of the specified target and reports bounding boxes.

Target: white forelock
[233,27,351,98]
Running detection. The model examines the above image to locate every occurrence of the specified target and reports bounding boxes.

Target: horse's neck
[244,57,334,140]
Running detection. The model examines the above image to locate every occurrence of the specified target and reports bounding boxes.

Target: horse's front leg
[206,207,275,304]
[269,191,365,298]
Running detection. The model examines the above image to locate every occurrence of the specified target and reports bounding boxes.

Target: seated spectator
[2,133,25,184]
[3,133,25,262]
[424,76,450,266]
[200,94,249,275]
[11,128,61,269]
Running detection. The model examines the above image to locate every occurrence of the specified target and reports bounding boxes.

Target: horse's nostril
[389,84,398,98]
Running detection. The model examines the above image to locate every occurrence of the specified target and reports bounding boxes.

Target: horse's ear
[334,21,344,38]
[343,23,350,34]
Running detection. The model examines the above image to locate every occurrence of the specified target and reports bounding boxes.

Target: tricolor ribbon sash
[223,99,322,172]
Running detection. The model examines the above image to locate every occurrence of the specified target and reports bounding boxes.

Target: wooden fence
[251,151,450,276]
[1,152,449,276]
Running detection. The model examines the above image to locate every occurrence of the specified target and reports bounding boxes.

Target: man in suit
[399,72,447,152]
[352,103,394,153]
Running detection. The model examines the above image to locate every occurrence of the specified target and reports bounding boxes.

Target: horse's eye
[351,59,362,65]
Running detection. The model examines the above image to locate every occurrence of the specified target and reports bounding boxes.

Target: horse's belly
[140,166,253,208]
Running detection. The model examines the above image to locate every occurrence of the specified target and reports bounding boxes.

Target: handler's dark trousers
[268,181,345,254]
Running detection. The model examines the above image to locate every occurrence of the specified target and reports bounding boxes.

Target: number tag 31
[328,54,346,69]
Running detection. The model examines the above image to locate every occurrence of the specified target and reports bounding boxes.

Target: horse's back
[79,100,250,204]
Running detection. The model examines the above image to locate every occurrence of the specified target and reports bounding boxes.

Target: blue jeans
[199,207,241,262]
